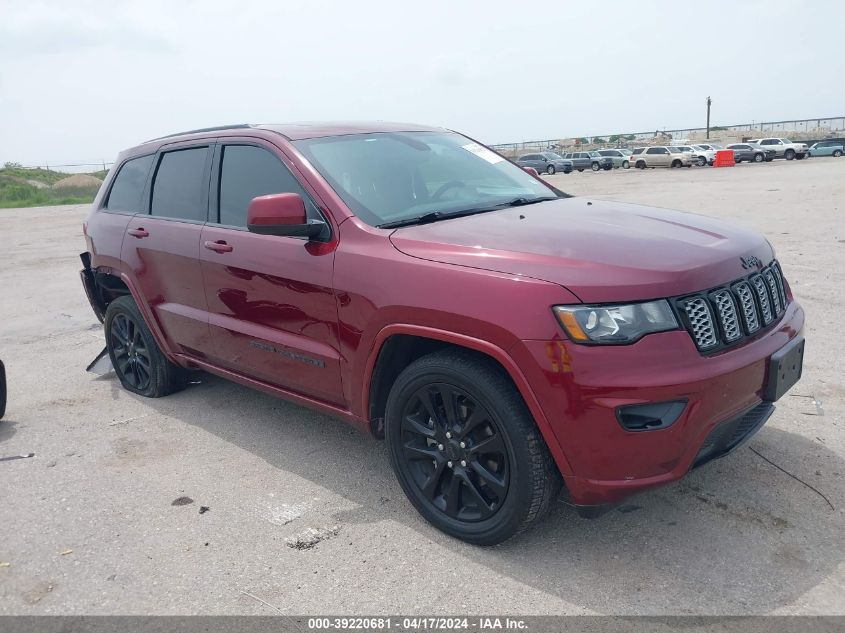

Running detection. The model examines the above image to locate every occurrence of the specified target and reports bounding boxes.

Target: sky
[1,0,844,168]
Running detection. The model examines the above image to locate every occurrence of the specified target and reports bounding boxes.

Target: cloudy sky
[1,0,843,167]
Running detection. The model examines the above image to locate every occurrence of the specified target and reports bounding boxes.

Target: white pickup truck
[746,138,809,160]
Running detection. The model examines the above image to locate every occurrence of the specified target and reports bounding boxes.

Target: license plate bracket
[764,337,804,402]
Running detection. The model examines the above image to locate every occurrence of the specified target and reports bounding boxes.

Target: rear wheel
[104,296,188,398]
[671,159,681,168]
[385,350,559,545]
[834,150,843,157]
[636,160,646,169]
[546,165,556,175]
[785,149,795,160]
[577,168,584,172]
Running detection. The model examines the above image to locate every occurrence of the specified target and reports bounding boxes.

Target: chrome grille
[751,274,773,324]
[683,298,718,349]
[676,260,789,353]
[712,290,742,342]
[733,282,760,333]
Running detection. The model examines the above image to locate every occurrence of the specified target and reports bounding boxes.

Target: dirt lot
[1,158,843,615]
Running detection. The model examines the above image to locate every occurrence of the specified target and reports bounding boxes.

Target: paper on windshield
[462,143,504,164]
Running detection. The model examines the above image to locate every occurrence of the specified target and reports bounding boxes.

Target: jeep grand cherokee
[80,122,805,544]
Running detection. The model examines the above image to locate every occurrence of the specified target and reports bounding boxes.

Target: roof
[257,121,446,140]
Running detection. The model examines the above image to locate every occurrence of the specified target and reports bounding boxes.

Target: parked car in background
[516,152,573,175]
[691,144,722,166]
[747,138,809,160]
[562,152,590,172]
[808,140,844,157]
[597,149,631,169]
[587,151,613,171]
[0,359,5,419]
[670,145,706,166]
[630,146,693,168]
[726,143,775,163]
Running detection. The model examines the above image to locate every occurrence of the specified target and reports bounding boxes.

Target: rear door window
[150,147,210,221]
[105,154,154,212]
[217,144,319,227]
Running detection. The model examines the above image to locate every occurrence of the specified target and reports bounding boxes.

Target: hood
[389,198,774,303]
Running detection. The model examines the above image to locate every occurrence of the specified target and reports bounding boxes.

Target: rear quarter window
[105,154,154,213]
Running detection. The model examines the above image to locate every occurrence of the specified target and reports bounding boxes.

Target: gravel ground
[0,157,843,615]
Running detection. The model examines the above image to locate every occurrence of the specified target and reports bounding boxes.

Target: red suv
[81,122,805,544]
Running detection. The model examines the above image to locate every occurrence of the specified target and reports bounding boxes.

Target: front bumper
[512,300,804,507]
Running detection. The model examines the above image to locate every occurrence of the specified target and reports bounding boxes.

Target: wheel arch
[362,325,573,476]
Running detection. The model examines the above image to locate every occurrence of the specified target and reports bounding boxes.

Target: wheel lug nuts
[460,460,467,467]
[459,441,466,449]
[445,432,452,439]
[437,444,444,451]
[447,461,453,468]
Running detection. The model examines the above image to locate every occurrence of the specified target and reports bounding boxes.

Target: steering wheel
[431,181,466,201]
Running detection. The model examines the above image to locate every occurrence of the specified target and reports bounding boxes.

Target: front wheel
[671,159,681,168]
[785,149,795,160]
[104,296,188,397]
[577,168,584,172]
[385,350,559,545]
[754,153,764,163]
[546,165,556,175]
[591,162,600,171]
[697,156,707,167]
[622,160,630,169]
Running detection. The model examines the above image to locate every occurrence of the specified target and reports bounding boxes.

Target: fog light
[616,401,687,432]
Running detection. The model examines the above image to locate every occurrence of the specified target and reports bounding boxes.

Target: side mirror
[247,193,328,240]
[522,166,539,176]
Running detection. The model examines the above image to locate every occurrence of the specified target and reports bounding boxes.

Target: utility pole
[706,96,712,139]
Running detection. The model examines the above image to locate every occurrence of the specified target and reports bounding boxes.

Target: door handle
[127,228,149,238]
[204,240,233,253]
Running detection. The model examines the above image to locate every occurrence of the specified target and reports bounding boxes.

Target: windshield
[543,152,565,160]
[668,146,682,152]
[782,139,793,144]
[294,131,560,227]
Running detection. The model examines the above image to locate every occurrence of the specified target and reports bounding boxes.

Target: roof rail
[146,124,254,143]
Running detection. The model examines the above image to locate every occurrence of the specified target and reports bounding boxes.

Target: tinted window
[218,145,318,227]
[150,147,209,221]
[646,147,662,154]
[632,148,643,155]
[761,139,776,145]
[106,154,154,212]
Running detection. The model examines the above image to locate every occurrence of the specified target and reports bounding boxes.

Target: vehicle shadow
[142,372,843,614]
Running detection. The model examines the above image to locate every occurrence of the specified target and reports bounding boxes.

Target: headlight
[553,300,678,344]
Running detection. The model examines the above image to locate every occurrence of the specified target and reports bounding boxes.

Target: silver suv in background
[747,138,809,160]
[596,149,631,169]
[516,152,573,175]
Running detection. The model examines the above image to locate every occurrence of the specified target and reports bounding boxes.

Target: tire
[577,168,584,172]
[622,160,629,169]
[834,150,843,157]
[636,160,646,169]
[796,153,805,160]
[698,156,707,167]
[591,162,600,172]
[785,149,795,160]
[0,360,6,420]
[754,153,764,163]
[603,163,612,171]
[104,296,188,398]
[671,159,681,168]
[545,165,555,175]
[384,350,560,545]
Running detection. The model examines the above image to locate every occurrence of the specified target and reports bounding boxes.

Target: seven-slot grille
[676,261,789,353]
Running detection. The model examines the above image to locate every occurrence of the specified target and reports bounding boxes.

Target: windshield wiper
[377,196,558,229]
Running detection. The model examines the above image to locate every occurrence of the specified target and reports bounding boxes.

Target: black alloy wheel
[110,313,152,391]
[385,350,559,544]
[104,295,188,397]
[397,383,510,523]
